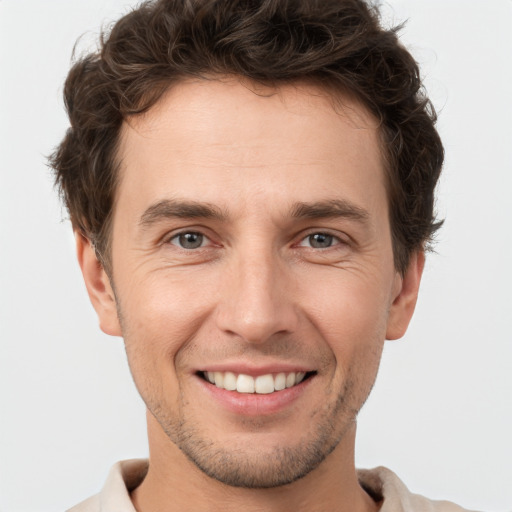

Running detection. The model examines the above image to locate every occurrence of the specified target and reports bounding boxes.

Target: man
[49,0,474,510]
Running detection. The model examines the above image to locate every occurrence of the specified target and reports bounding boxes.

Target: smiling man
[50,1,472,511]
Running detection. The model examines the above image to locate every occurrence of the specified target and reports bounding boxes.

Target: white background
[1,1,511,511]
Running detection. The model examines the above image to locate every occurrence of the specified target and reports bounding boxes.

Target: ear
[75,232,122,337]
[386,251,425,340]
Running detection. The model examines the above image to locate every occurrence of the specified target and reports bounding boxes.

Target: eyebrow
[139,197,369,229]
[139,199,226,228]
[290,199,370,222]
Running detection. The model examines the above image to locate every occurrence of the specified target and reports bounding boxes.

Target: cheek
[120,269,214,336]
[303,271,391,367]
[117,270,219,383]
[312,281,387,409]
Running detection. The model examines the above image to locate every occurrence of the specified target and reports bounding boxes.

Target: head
[50,0,443,490]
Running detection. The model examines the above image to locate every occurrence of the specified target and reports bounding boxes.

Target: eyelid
[159,226,351,251]
[162,227,216,248]
[295,229,350,248]
[170,232,207,249]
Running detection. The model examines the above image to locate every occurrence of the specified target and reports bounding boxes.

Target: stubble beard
[116,298,383,489]
[148,377,362,489]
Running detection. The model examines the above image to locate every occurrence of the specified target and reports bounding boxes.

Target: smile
[201,371,314,394]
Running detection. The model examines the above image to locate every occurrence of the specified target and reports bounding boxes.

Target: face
[80,78,422,488]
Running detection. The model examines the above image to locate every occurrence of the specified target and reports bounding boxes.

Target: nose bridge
[215,239,297,343]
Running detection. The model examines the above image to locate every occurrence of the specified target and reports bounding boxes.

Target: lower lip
[195,375,314,416]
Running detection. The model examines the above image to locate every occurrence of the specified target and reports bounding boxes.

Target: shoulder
[358,466,480,512]
[66,493,100,512]
[66,459,148,512]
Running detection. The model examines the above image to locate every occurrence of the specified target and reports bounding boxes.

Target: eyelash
[165,230,348,251]
[167,231,210,250]
[296,231,346,250]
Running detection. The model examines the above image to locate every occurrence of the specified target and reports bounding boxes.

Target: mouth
[198,370,316,395]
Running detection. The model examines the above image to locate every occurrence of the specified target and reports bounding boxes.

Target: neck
[130,412,378,512]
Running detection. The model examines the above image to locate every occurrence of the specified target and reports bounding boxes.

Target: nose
[214,247,299,344]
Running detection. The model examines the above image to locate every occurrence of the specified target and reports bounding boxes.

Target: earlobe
[386,251,425,341]
[75,232,122,337]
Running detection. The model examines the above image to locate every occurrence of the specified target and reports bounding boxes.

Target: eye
[299,232,340,249]
[169,231,207,249]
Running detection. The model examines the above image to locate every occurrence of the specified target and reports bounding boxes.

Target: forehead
[121,77,380,153]
[115,77,385,221]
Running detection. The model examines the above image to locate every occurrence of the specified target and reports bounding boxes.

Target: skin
[77,77,424,512]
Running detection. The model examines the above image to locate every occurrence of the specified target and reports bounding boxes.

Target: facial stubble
[133,353,378,489]
[115,291,383,489]
[166,378,359,488]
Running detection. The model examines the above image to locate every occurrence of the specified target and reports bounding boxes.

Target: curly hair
[49,0,444,275]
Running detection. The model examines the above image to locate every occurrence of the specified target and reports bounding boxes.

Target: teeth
[274,372,286,391]
[203,371,308,394]
[255,374,274,394]
[236,374,255,393]
[214,371,224,387]
[223,371,237,391]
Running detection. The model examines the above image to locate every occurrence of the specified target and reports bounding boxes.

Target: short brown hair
[50,0,444,275]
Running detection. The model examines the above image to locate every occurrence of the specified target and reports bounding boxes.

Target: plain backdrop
[1,1,511,511]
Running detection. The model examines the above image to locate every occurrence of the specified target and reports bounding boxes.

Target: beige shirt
[67,459,477,512]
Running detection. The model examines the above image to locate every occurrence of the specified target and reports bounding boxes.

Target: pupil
[310,233,332,248]
[179,233,203,249]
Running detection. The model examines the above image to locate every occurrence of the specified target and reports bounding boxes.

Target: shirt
[67,459,477,512]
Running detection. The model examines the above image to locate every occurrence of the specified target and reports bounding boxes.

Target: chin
[153,393,356,489]
[176,434,339,488]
